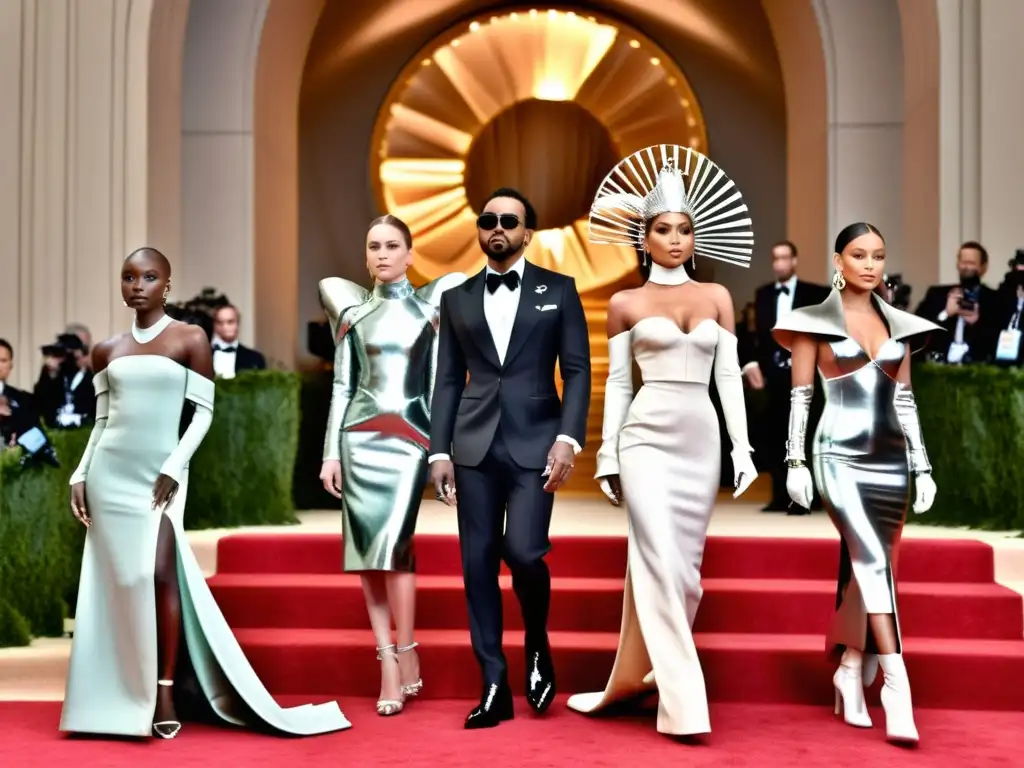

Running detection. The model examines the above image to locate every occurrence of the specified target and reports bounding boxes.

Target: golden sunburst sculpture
[370,7,709,292]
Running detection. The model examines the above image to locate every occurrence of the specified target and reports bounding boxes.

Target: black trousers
[454,425,555,684]
[765,369,793,505]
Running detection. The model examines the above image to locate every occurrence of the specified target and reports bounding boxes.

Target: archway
[150,0,940,365]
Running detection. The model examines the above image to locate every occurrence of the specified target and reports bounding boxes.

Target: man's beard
[481,235,520,261]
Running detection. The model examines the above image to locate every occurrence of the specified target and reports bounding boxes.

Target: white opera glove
[785,385,815,509]
[159,372,215,483]
[893,382,937,514]
[713,328,757,498]
[69,370,110,486]
[595,332,633,504]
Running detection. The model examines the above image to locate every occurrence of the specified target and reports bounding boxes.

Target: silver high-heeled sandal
[397,641,423,697]
[376,645,405,716]
[152,679,182,739]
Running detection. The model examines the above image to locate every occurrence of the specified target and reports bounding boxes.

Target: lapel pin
[535,284,547,294]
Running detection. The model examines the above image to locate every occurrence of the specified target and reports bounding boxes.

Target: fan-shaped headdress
[588,144,754,268]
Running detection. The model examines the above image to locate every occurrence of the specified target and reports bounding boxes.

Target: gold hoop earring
[832,269,846,291]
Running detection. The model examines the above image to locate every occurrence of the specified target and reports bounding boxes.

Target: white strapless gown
[568,317,725,735]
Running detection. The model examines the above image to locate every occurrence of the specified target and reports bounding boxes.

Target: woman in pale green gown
[60,247,349,739]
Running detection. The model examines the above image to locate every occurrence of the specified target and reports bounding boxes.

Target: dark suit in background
[0,384,42,445]
[429,260,591,687]
[914,283,1000,363]
[743,278,830,510]
[212,341,267,378]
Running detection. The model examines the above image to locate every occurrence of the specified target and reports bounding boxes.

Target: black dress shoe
[464,679,514,729]
[524,645,556,714]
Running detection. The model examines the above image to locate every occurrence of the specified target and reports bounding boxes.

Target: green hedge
[913,363,1024,530]
[0,371,300,647]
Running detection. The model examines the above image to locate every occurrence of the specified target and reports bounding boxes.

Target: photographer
[992,250,1024,366]
[0,339,42,448]
[33,333,95,428]
[914,241,999,363]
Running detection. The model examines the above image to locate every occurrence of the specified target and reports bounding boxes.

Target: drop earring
[832,269,846,291]
[123,300,128,308]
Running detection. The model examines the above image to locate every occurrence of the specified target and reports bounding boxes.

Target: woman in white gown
[61,247,349,739]
[566,145,758,737]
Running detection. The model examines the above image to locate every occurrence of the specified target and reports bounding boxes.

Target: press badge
[995,329,1021,362]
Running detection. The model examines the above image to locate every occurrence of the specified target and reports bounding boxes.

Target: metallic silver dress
[772,290,940,656]
[320,274,465,572]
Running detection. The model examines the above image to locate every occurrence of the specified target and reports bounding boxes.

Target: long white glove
[159,372,215,483]
[893,383,937,513]
[714,328,758,497]
[785,385,815,509]
[69,370,110,485]
[595,332,633,504]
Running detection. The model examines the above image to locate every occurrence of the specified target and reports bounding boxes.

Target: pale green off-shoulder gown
[59,354,349,737]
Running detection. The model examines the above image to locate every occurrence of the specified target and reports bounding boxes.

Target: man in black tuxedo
[0,339,42,447]
[211,304,267,378]
[914,241,1000,364]
[429,188,591,729]
[740,240,830,512]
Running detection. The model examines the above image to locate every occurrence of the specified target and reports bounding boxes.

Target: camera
[15,426,60,468]
[884,274,911,310]
[958,273,981,312]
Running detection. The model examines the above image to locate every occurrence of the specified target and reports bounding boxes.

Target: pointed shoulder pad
[319,277,370,339]
[415,272,468,307]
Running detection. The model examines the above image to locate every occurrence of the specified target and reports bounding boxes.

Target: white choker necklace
[132,314,173,344]
[648,262,690,286]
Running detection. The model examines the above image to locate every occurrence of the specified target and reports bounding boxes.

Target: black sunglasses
[477,213,521,231]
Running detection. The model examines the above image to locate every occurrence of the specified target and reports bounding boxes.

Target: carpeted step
[228,627,1024,711]
[215,534,996,583]
[207,573,1024,640]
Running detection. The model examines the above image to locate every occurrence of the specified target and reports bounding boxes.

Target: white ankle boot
[878,653,919,744]
[832,649,872,728]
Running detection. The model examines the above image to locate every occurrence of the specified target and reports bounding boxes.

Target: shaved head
[125,246,171,276]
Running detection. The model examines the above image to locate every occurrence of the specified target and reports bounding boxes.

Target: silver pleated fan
[588,144,754,268]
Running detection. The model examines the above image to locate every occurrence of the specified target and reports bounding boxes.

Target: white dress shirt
[212,335,238,379]
[775,275,797,320]
[429,255,580,463]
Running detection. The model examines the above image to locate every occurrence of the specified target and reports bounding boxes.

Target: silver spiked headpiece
[588,144,754,268]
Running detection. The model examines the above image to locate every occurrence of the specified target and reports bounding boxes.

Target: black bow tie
[775,284,791,295]
[486,271,520,294]
[213,344,237,353]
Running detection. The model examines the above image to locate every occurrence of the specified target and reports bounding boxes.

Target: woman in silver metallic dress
[773,223,940,745]
[319,215,464,717]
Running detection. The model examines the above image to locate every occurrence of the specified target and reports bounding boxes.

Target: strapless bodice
[100,355,190,454]
[630,317,719,386]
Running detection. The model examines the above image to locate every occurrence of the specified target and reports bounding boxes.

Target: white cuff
[556,435,581,455]
[159,372,215,483]
[428,453,451,463]
[741,361,759,374]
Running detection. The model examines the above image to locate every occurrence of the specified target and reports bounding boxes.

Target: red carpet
[207,533,1024,711]
[5,699,1021,767]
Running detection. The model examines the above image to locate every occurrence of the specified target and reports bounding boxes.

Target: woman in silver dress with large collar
[319,214,465,717]
[773,222,941,745]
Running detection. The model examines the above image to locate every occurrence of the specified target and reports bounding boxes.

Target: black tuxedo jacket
[0,385,41,443]
[741,279,831,374]
[234,344,266,372]
[429,262,591,469]
[914,283,1000,360]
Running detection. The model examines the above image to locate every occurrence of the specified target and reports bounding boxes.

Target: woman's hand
[598,475,622,506]
[152,474,180,510]
[70,482,90,527]
[786,465,814,509]
[320,459,343,499]
[912,472,936,514]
